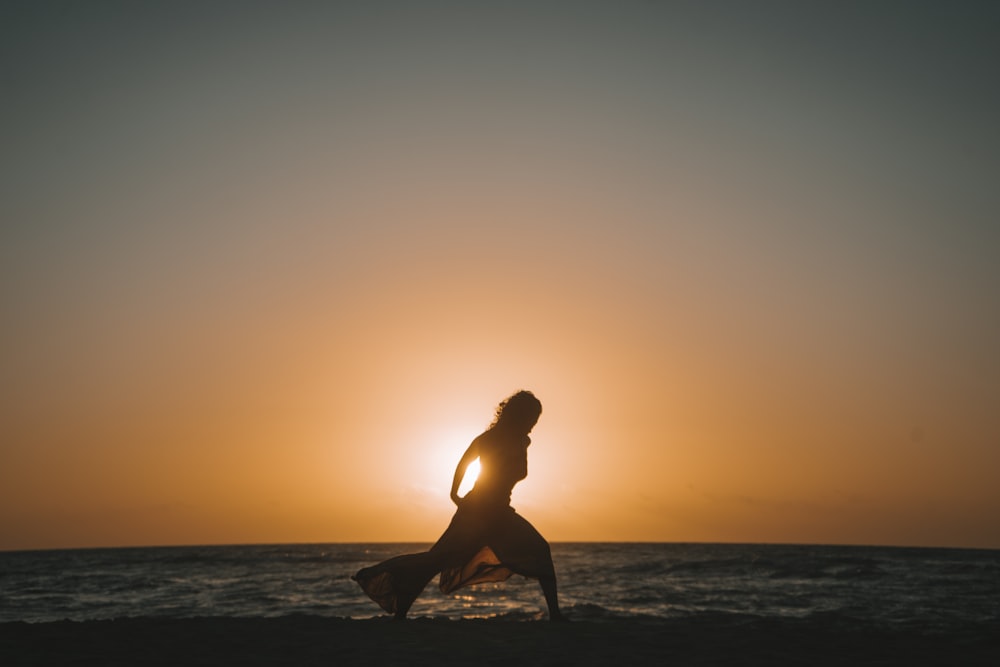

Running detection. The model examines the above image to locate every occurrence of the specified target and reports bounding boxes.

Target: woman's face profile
[513,410,540,435]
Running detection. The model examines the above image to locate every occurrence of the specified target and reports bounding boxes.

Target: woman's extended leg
[353,552,439,619]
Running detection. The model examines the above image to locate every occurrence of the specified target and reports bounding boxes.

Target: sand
[2,615,997,666]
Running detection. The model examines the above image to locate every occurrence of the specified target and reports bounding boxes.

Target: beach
[3,615,998,666]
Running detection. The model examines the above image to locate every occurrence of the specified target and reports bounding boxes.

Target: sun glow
[457,458,480,497]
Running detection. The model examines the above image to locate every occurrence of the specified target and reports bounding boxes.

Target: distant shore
[3,615,998,666]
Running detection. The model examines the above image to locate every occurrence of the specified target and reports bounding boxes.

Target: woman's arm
[450,441,479,505]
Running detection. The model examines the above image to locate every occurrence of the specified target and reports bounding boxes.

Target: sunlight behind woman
[457,458,480,497]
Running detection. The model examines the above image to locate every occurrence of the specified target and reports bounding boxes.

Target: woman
[352,390,564,621]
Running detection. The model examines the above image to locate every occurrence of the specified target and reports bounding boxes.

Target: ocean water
[2,543,998,632]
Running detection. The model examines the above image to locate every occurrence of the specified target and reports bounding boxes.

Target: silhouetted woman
[353,390,564,620]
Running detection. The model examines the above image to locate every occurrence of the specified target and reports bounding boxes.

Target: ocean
[2,543,998,633]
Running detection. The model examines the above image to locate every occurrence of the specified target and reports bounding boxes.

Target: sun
[457,458,481,497]
[412,422,484,506]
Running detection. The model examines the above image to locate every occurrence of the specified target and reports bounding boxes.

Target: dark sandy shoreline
[2,615,998,666]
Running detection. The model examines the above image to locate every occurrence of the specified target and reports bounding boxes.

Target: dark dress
[353,427,555,616]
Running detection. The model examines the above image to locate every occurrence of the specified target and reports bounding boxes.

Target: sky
[2,1,999,551]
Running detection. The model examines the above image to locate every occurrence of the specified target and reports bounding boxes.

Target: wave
[4,543,998,628]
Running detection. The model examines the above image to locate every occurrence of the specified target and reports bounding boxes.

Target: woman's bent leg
[539,575,566,621]
[490,511,565,620]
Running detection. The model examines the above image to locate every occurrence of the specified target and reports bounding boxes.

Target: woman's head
[490,390,542,433]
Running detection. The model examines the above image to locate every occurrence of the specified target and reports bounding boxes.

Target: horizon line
[3,539,998,555]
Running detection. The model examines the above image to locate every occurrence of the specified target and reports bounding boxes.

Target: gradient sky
[2,1,999,551]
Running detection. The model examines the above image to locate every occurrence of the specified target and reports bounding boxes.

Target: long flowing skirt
[353,501,555,615]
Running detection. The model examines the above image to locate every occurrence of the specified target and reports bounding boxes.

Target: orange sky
[2,2,999,550]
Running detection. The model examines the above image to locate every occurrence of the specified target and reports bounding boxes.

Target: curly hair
[489,390,542,429]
